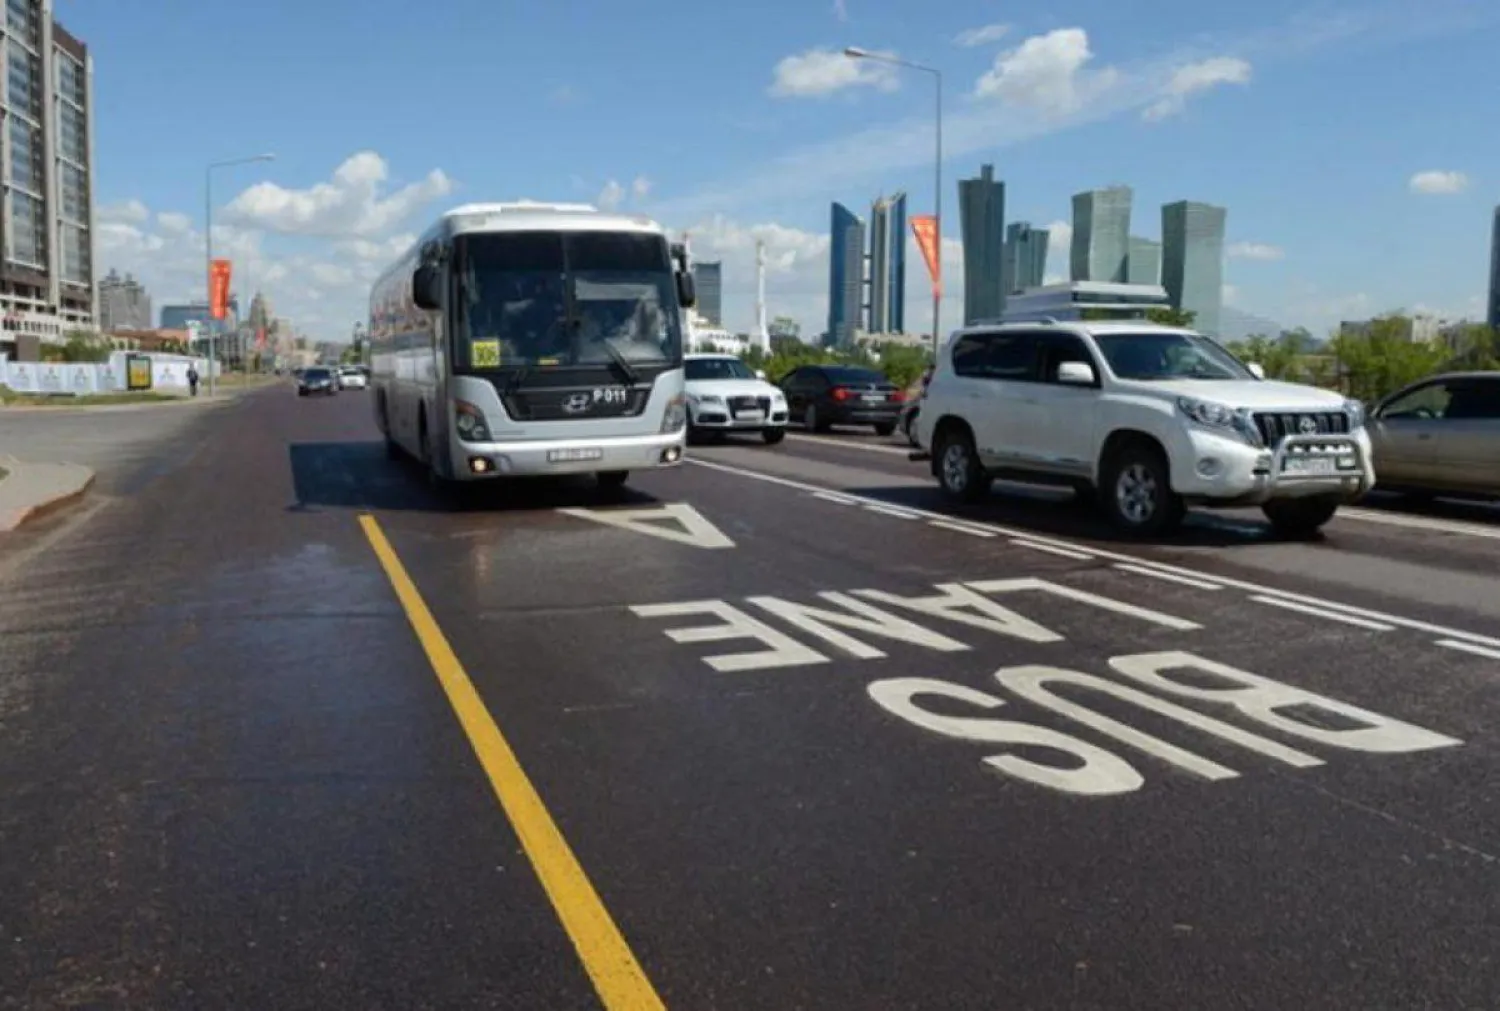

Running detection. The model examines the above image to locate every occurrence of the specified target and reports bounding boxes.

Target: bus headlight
[454,400,491,442]
[661,393,687,433]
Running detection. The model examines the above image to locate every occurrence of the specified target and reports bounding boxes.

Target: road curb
[0,458,96,532]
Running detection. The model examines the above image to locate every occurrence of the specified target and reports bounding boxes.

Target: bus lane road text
[630,578,1462,798]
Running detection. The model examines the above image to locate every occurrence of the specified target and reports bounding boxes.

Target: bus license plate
[548,447,604,463]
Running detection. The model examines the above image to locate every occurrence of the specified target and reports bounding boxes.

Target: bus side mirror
[676,272,696,308]
[413,265,440,311]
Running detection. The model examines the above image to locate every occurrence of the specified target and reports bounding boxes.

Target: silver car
[1368,370,1500,499]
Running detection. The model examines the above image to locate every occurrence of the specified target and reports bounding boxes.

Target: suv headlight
[662,393,687,433]
[688,393,723,405]
[1176,396,1238,430]
[454,400,491,442]
[1344,399,1366,430]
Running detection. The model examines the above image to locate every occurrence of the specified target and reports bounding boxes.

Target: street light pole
[205,153,275,396]
[844,47,942,356]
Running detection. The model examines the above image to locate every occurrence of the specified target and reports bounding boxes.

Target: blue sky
[73,0,1498,341]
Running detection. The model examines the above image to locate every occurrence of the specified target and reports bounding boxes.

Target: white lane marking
[786,435,1500,542]
[1435,639,1500,661]
[1010,539,1095,561]
[684,456,1500,649]
[863,503,921,520]
[557,502,735,549]
[1249,595,1395,631]
[1340,505,1500,541]
[628,600,828,671]
[928,519,997,538]
[1113,563,1224,590]
[813,491,859,506]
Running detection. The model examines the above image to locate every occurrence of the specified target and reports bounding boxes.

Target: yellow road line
[359,513,665,1010]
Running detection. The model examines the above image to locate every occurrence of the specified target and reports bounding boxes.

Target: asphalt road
[3,388,1499,1009]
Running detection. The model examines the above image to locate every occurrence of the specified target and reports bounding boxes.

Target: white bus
[368,202,696,489]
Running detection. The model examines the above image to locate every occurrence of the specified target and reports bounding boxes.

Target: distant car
[1368,370,1500,500]
[338,366,368,390]
[298,366,338,397]
[684,353,789,444]
[778,364,906,436]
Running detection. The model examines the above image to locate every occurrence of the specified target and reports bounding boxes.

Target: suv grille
[1252,411,1350,445]
[728,395,771,416]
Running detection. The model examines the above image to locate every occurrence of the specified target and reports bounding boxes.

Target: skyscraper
[1071,186,1132,283]
[1127,237,1162,285]
[869,197,893,333]
[827,202,865,348]
[692,260,723,326]
[889,192,907,333]
[1161,200,1227,335]
[0,2,96,361]
[98,269,151,331]
[1487,205,1499,330]
[959,164,1005,324]
[1002,222,1049,295]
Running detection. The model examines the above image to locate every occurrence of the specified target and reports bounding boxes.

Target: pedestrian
[187,365,200,397]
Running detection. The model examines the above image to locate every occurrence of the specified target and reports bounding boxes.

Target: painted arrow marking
[556,502,736,550]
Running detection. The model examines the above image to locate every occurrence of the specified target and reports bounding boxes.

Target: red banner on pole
[255,326,266,349]
[209,259,232,320]
[910,216,941,298]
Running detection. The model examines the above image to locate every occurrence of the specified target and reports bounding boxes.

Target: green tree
[1328,314,1449,403]
[871,341,932,390]
[1145,306,1197,328]
[58,330,112,363]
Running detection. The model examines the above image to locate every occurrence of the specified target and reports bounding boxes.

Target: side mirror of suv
[1056,361,1096,386]
[1246,362,1266,380]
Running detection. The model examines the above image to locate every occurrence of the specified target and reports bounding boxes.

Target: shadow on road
[288,441,661,514]
[1361,490,1500,526]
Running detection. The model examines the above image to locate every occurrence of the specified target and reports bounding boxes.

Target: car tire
[762,427,786,446]
[934,426,991,504]
[874,422,896,437]
[1262,495,1340,539]
[1099,441,1184,537]
[806,403,830,433]
[597,470,629,490]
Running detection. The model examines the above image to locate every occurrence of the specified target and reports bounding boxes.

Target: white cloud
[1046,219,1073,249]
[768,47,899,98]
[1223,283,1240,305]
[99,199,149,225]
[631,176,652,200]
[974,28,1119,116]
[597,179,626,210]
[1141,56,1251,121]
[955,23,1010,47]
[157,211,193,235]
[1408,170,1469,195]
[222,151,453,238]
[1227,241,1284,261]
[334,234,417,264]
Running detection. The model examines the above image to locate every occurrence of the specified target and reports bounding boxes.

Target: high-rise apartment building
[0,1,96,359]
[1487,205,1499,330]
[98,268,151,331]
[959,163,1005,324]
[1127,237,1162,286]
[866,192,907,334]
[692,260,723,327]
[827,202,865,348]
[1161,200,1227,335]
[1071,186,1132,283]
[1002,221,1049,295]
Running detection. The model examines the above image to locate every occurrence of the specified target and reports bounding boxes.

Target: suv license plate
[1283,456,1337,475]
[548,447,604,463]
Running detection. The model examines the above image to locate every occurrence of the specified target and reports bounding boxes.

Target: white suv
[914,320,1375,537]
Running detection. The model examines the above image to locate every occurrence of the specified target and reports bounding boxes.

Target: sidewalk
[0,455,93,531]
[0,374,282,412]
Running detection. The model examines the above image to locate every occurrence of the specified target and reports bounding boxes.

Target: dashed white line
[1010,539,1095,561]
[812,490,859,506]
[785,433,912,457]
[685,455,1500,650]
[1113,563,1224,590]
[928,519,997,538]
[1249,595,1396,631]
[863,503,922,520]
[1435,639,1500,661]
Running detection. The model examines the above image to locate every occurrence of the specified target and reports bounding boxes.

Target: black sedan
[778,364,906,435]
[297,366,339,397]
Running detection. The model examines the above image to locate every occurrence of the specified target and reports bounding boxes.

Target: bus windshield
[453,230,682,371]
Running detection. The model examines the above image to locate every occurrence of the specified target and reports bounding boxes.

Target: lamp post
[844,47,942,355]
[205,153,275,395]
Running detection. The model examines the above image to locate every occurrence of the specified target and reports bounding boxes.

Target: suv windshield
[454,230,682,371]
[1093,331,1252,381]
[686,358,755,381]
[304,368,331,381]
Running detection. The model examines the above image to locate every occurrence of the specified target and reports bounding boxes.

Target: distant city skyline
[1162,200,1228,335]
[1071,187,1133,285]
[827,202,864,348]
[959,164,1005,325]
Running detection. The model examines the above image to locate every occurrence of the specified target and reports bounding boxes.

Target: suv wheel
[935,427,991,503]
[1262,495,1340,538]
[1101,443,1183,536]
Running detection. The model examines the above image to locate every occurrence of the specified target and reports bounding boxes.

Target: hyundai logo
[1298,416,1318,434]
[561,392,592,414]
